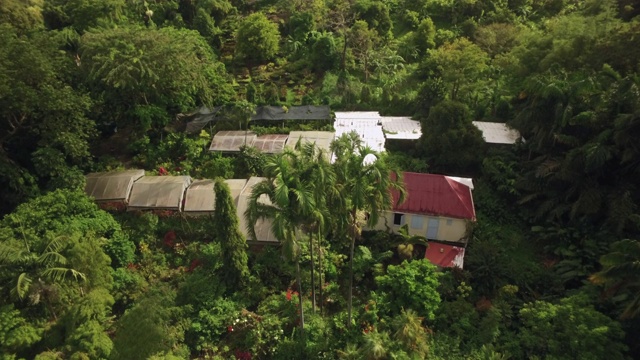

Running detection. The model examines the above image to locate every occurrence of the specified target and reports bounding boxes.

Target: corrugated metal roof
[335,112,386,153]
[85,169,145,202]
[472,121,520,144]
[128,176,192,210]
[286,131,335,153]
[209,131,257,152]
[183,179,247,213]
[236,177,278,242]
[425,242,465,268]
[252,134,289,154]
[393,172,476,220]
[380,117,422,140]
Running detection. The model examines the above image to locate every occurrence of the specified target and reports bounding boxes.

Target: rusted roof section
[392,172,475,220]
[425,242,465,268]
[85,169,145,202]
[252,134,289,154]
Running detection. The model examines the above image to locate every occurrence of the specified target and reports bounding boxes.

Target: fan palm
[392,308,430,357]
[331,132,406,327]
[360,330,390,360]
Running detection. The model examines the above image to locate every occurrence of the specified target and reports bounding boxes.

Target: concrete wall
[372,211,469,243]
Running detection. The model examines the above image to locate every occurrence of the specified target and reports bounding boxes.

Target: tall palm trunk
[309,232,316,313]
[295,260,305,335]
[318,230,324,315]
[347,208,357,328]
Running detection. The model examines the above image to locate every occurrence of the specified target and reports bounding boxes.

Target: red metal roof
[392,172,475,220]
[425,242,465,268]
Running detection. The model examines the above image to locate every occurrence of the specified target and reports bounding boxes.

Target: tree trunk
[295,260,305,335]
[309,232,316,313]
[347,208,357,328]
[341,33,348,73]
[364,55,369,84]
[318,230,324,315]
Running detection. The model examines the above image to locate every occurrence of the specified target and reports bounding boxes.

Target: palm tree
[392,308,430,358]
[392,224,428,261]
[590,239,640,319]
[0,233,86,319]
[294,141,336,313]
[245,148,317,333]
[337,343,360,359]
[360,330,390,360]
[331,132,406,327]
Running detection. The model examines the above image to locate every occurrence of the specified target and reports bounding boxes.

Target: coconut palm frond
[11,272,33,300]
[41,267,86,283]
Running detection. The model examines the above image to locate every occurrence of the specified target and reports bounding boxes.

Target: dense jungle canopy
[1,0,640,359]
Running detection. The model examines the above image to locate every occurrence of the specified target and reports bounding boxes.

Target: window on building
[393,213,405,226]
[446,219,453,226]
[411,216,423,229]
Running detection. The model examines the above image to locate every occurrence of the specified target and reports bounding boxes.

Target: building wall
[372,211,469,243]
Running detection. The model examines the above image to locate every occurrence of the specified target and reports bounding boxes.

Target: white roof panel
[335,112,386,153]
[472,121,520,144]
[445,176,474,190]
[335,111,381,120]
[380,117,422,140]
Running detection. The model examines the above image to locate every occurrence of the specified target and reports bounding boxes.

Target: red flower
[234,350,251,360]
[286,289,299,301]
[187,258,202,272]
[227,325,234,333]
[158,166,168,175]
[163,230,176,247]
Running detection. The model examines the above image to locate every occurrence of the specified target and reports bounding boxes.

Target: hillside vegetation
[1,0,640,359]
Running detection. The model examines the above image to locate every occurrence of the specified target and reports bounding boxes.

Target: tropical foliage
[1,0,640,358]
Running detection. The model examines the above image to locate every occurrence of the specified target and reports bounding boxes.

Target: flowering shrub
[222,309,285,358]
[285,289,299,302]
